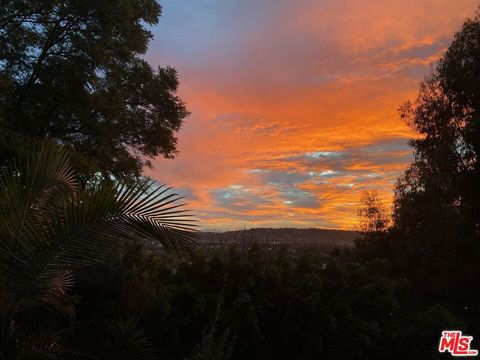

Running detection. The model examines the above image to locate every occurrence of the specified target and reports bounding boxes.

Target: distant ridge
[200,228,360,252]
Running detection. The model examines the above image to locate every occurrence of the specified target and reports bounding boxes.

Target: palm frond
[17,270,76,321]
[0,143,197,359]
[0,142,77,257]
[108,180,198,257]
[63,320,159,360]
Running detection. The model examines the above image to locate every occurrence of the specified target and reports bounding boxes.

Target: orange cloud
[145,0,479,230]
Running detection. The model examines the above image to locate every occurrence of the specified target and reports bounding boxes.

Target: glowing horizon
[144,0,479,231]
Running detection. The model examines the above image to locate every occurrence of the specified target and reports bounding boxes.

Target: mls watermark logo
[439,331,478,356]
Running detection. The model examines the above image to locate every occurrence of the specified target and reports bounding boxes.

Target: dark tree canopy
[392,12,480,307]
[0,0,189,180]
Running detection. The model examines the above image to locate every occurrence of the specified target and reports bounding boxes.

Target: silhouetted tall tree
[0,0,188,180]
[358,190,390,239]
[393,11,480,310]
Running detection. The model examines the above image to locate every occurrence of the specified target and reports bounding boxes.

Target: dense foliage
[76,243,460,360]
[390,10,480,328]
[0,0,188,180]
[0,143,196,359]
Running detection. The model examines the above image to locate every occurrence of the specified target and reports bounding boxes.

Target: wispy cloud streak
[144,0,478,230]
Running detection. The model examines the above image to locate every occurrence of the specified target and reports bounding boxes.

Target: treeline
[72,242,456,360]
[200,228,358,253]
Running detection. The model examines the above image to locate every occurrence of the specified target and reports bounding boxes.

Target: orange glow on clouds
[144,0,479,230]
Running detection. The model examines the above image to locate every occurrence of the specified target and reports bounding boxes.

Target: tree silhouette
[389,10,480,327]
[394,11,480,257]
[357,190,390,238]
[0,0,189,181]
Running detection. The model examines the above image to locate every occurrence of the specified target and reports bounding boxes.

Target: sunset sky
[144,0,479,231]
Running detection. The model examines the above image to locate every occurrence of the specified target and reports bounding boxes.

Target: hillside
[200,228,360,252]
